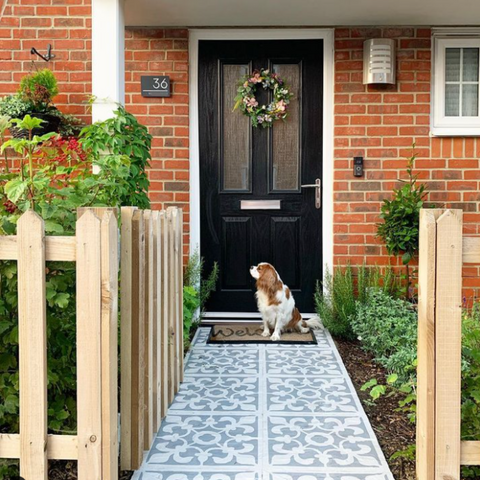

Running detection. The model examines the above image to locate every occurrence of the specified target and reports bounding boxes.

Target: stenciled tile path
[134,326,394,480]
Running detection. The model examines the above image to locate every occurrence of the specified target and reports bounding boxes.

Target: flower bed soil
[334,338,416,480]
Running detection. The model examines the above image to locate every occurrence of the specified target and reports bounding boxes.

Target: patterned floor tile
[269,474,390,480]
[268,416,384,469]
[171,376,259,412]
[267,377,357,414]
[147,414,259,468]
[186,347,259,375]
[140,472,258,480]
[266,348,343,377]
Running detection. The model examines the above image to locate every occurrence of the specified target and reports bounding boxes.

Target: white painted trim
[91,0,125,122]
[431,35,480,137]
[189,28,335,272]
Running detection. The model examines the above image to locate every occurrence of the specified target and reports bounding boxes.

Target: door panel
[200,39,323,312]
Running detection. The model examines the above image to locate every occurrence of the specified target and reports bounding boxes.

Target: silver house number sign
[141,76,171,97]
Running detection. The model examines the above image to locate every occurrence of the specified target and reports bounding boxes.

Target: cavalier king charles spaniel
[250,262,323,341]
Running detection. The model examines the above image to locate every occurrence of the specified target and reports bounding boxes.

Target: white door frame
[188,27,335,276]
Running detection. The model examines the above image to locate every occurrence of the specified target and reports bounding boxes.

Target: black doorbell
[353,156,364,177]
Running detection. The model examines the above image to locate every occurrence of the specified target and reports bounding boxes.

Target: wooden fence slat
[435,210,463,480]
[17,211,48,480]
[416,209,442,480]
[143,210,154,449]
[160,211,169,418]
[120,206,136,470]
[0,434,78,460]
[131,210,146,469]
[76,210,103,480]
[166,208,176,403]
[173,208,184,385]
[97,209,119,480]
[461,441,480,466]
[152,211,162,433]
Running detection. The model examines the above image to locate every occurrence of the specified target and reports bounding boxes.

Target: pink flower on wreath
[276,100,286,112]
[245,97,258,108]
[249,71,262,84]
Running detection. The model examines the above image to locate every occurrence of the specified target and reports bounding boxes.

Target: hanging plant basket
[9,112,61,139]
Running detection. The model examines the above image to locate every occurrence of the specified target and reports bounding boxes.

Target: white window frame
[432,35,480,136]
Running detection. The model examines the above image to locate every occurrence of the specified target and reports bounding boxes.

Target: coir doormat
[207,323,318,345]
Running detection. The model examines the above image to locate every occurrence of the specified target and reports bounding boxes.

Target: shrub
[376,148,428,298]
[0,110,151,478]
[315,264,401,340]
[352,289,417,375]
[80,105,151,209]
[183,249,219,348]
[19,69,58,112]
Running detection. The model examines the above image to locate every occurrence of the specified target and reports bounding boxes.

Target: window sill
[430,126,480,137]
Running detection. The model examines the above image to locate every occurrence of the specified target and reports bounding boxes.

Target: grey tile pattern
[135,327,393,480]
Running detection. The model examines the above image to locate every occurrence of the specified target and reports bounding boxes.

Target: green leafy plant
[183,249,219,349]
[18,68,58,113]
[52,110,85,138]
[315,264,401,340]
[352,289,417,377]
[80,105,151,208]
[376,147,428,298]
[0,95,32,120]
[0,108,152,478]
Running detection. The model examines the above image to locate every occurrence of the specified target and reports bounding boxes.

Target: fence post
[76,210,102,480]
[417,209,440,480]
[166,208,176,402]
[435,210,463,480]
[120,206,136,470]
[17,211,48,480]
[173,208,184,383]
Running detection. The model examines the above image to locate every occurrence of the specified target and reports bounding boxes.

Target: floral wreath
[233,68,293,128]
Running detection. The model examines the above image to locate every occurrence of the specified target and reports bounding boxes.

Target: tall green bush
[0,108,151,478]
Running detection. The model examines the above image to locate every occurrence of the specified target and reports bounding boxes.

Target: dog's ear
[257,265,281,295]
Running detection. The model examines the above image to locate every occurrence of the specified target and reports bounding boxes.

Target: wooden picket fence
[120,206,184,471]
[417,209,480,480]
[0,205,184,479]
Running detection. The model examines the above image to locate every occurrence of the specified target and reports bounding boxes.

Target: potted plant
[0,69,61,138]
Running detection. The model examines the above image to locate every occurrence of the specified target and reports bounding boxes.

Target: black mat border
[206,325,318,345]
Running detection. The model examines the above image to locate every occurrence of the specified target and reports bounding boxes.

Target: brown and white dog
[249,262,323,341]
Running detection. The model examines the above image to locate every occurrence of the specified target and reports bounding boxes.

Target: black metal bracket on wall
[30,44,55,62]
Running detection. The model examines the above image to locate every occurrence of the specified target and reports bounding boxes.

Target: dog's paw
[271,333,281,341]
[262,330,270,337]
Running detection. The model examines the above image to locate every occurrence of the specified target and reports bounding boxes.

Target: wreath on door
[233,68,293,128]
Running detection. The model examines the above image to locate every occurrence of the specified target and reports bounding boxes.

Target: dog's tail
[304,315,324,330]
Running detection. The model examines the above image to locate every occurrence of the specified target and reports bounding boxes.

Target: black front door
[199,39,323,313]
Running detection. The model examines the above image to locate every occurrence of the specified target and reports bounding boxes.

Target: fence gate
[417,209,480,480]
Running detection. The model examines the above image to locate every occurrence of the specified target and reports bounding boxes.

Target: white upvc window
[433,36,480,136]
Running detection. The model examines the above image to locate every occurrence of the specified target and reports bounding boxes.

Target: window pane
[463,48,479,82]
[222,64,250,191]
[445,48,461,82]
[445,83,460,116]
[272,63,300,191]
[462,84,479,116]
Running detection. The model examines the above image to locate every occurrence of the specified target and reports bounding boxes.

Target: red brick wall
[334,27,480,298]
[124,27,190,253]
[0,0,92,123]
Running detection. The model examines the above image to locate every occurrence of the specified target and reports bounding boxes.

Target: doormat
[207,323,318,344]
